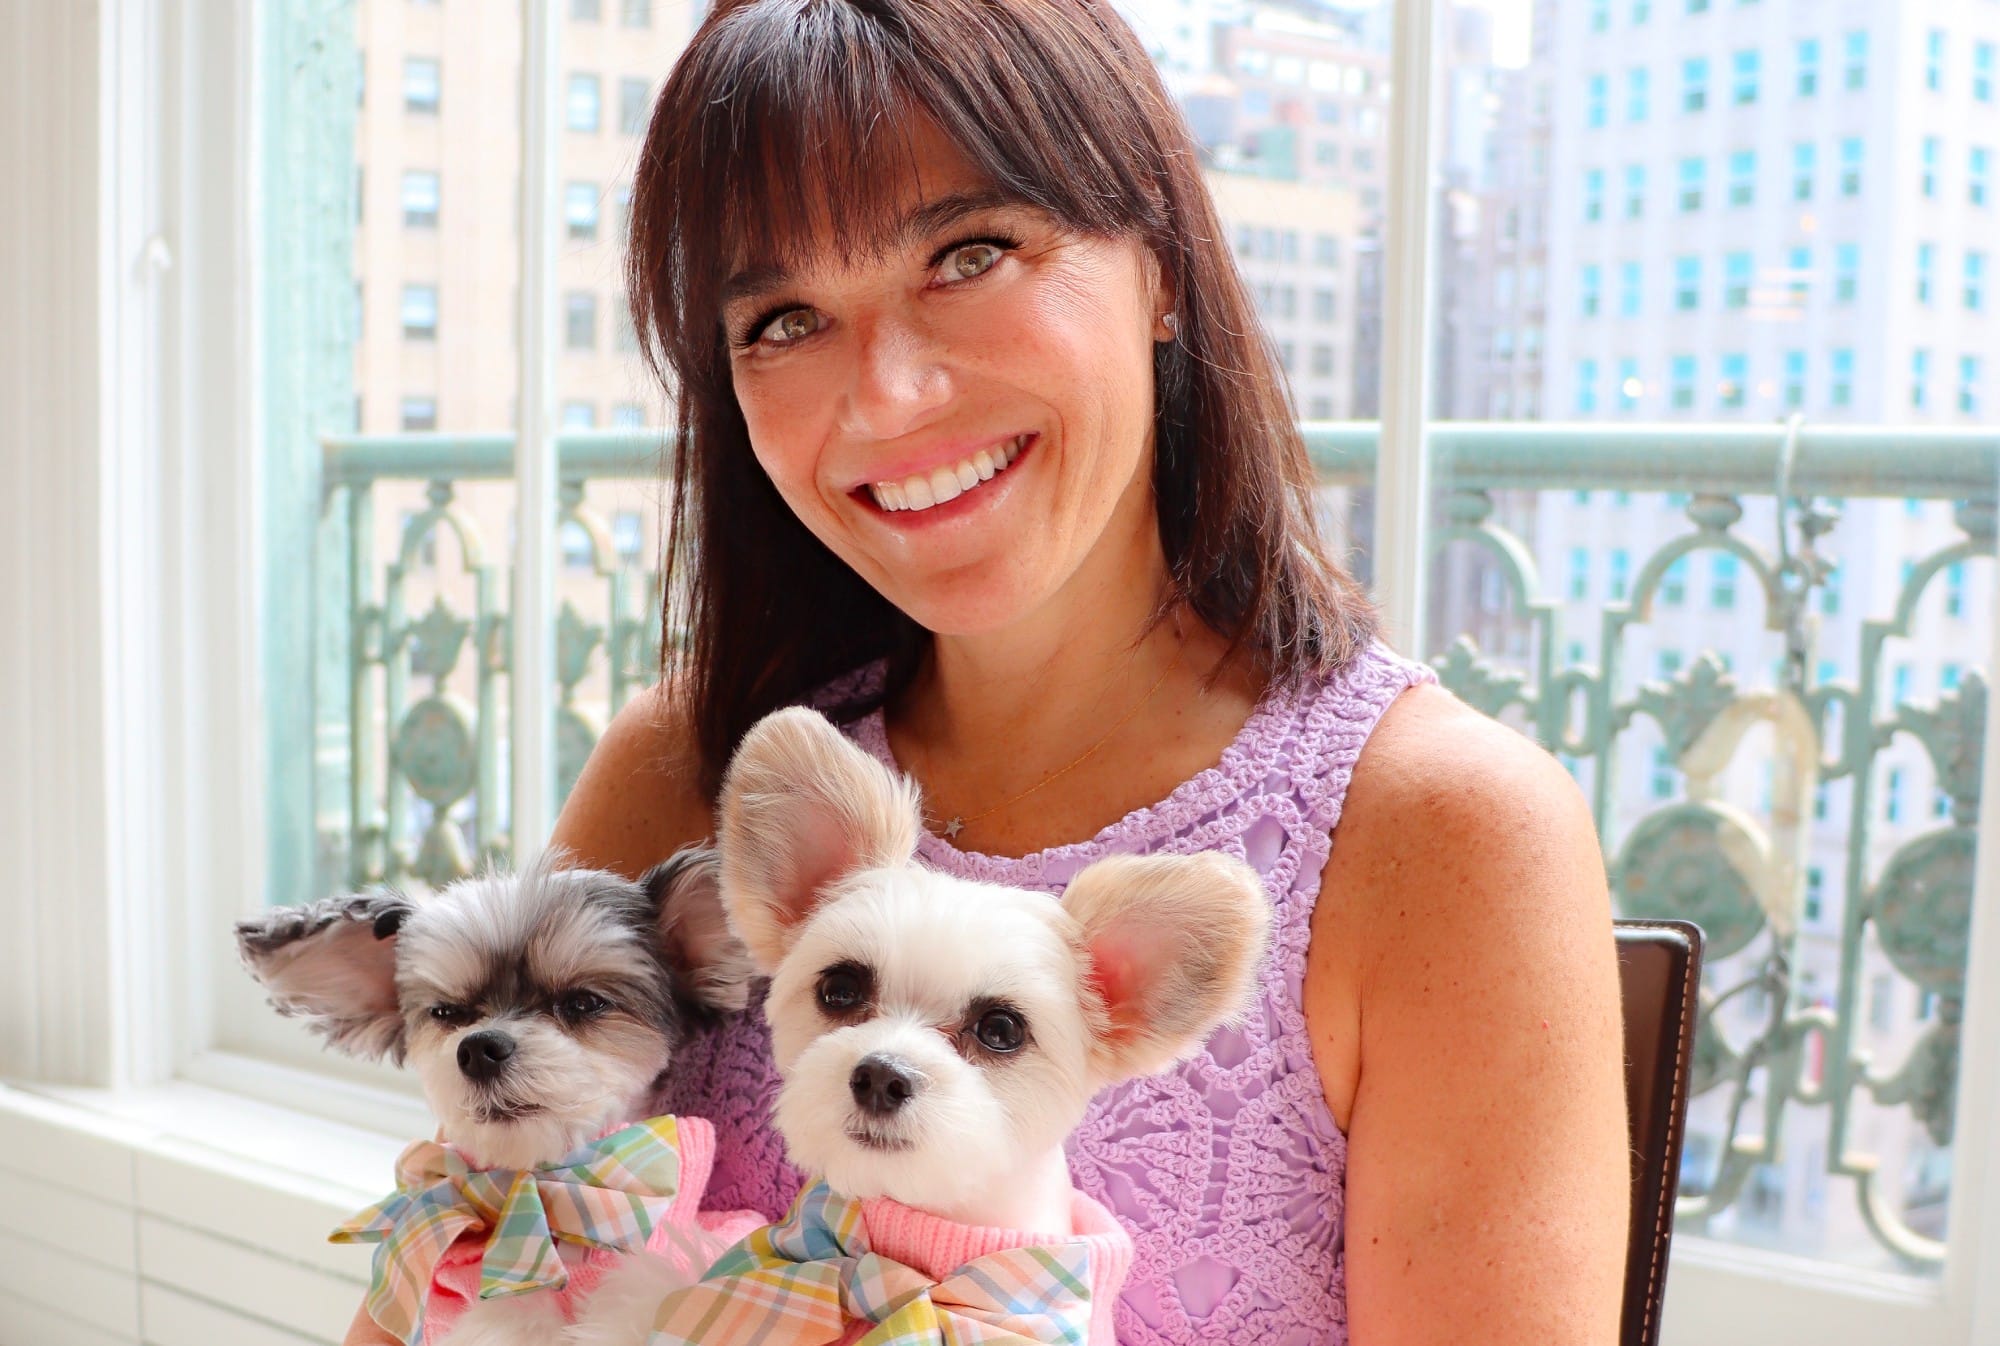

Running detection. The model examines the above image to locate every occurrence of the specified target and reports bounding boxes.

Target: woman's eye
[758,308,823,346]
[973,1008,1027,1054]
[816,965,870,1014]
[556,990,611,1022]
[429,1004,476,1027]
[938,242,1004,283]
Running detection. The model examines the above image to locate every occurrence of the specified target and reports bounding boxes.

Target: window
[1917,243,1936,305]
[1785,246,1810,309]
[400,395,438,431]
[1682,57,1709,112]
[566,73,601,131]
[619,77,651,135]
[564,290,597,349]
[1585,168,1605,221]
[1650,747,1676,800]
[404,56,441,113]
[1844,31,1868,91]
[621,0,651,26]
[1674,255,1701,310]
[401,169,439,228]
[1569,547,1591,600]
[1887,768,1906,824]
[1725,251,1751,308]
[1796,38,1819,96]
[1582,264,1602,317]
[1729,150,1756,206]
[1711,552,1740,607]
[571,0,601,17]
[610,404,645,430]
[1967,252,1986,312]
[1591,0,1611,32]
[1610,549,1631,600]
[1973,147,1992,207]
[612,511,645,562]
[1839,137,1863,196]
[1617,357,1640,410]
[1624,163,1646,217]
[1831,348,1854,407]
[1945,661,1964,691]
[1733,50,1759,105]
[1922,137,1940,199]
[1926,30,1945,93]
[1633,0,1650,22]
[1719,353,1747,409]
[1835,244,1859,303]
[1578,359,1600,413]
[560,400,596,429]
[1587,73,1608,127]
[1784,350,1807,409]
[400,283,438,340]
[1310,344,1333,377]
[1912,348,1931,410]
[1964,357,1984,416]
[1314,234,1340,267]
[1662,555,1690,604]
[1628,67,1650,122]
[1792,142,1814,200]
[1671,354,1697,409]
[1948,564,1968,618]
[1312,288,1336,323]
[565,182,600,241]
[1679,156,1705,211]
[1822,562,1843,615]
[1978,42,1996,103]
[1620,262,1642,317]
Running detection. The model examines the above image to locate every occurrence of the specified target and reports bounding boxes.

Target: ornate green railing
[312,420,1995,1270]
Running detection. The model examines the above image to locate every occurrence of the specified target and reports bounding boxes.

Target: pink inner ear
[1085,939,1147,1043]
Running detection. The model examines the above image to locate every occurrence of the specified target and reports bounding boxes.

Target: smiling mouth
[863,434,1032,513]
[844,1123,914,1152]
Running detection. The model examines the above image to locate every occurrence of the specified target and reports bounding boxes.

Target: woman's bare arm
[1308,686,1629,1345]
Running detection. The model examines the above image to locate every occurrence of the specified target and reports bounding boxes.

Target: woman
[347,2,1627,1342]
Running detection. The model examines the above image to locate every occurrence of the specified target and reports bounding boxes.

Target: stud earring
[1160,312,1179,339]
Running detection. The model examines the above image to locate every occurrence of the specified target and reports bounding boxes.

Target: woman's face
[721,123,1170,638]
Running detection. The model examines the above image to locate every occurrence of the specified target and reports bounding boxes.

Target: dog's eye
[429,1003,477,1027]
[815,964,870,1015]
[556,990,611,1022]
[973,1008,1027,1054]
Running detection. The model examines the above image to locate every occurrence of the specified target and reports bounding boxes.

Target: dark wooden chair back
[1614,919,1703,1346]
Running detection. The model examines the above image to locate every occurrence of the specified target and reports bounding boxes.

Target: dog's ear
[234,891,414,1063]
[642,847,754,1017]
[716,707,923,973]
[1062,852,1271,1086]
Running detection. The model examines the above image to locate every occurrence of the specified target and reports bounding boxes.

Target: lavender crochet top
[655,641,1435,1345]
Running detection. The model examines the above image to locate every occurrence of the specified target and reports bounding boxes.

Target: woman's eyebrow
[721,187,1025,306]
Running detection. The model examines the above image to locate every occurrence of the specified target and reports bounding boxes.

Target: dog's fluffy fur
[717,707,1272,1233]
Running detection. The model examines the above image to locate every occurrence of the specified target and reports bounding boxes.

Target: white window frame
[7,3,2000,1345]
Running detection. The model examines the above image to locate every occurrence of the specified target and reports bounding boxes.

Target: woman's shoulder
[549,680,715,880]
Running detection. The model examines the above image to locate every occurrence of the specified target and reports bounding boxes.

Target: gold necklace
[928,640,1186,841]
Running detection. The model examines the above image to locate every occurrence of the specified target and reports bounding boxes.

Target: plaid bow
[332,1116,688,1346]
[648,1180,1095,1346]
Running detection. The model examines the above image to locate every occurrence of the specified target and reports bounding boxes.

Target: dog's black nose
[457,1030,516,1082]
[849,1053,920,1116]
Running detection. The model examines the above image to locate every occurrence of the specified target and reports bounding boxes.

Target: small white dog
[713,707,1272,1236]
[236,849,756,1346]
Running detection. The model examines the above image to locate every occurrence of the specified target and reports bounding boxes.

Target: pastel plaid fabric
[648,1180,1096,1346]
[332,1116,689,1345]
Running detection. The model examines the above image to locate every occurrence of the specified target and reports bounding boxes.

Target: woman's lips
[864,433,1030,513]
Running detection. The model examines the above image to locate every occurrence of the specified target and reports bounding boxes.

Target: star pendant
[943,817,964,839]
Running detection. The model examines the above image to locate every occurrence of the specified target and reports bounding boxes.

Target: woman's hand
[1309,686,1629,1345]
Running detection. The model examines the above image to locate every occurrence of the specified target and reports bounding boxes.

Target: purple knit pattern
[654,641,1434,1345]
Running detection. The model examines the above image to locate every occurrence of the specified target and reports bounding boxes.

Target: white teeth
[868,435,1030,513]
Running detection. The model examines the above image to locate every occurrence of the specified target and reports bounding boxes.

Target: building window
[1717,352,1748,408]
[1633,0,1651,21]
[571,0,601,17]
[1650,747,1676,800]
[1973,147,1992,207]
[1921,137,1940,198]
[1310,344,1333,377]
[1619,262,1642,317]
[1839,137,1863,196]
[1917,242,1935,305]
[1609,549,1631,601]
[1830,349,1854,407]
[1969,252,1990,312]
[1627,67,1650,122]
[564,291,598,350]
[1886,768,1905,824]
[610,404,646,430]
[1587,73,1608,128]
[400,283,438,340]
[1947,564,1968,618]
[1584,168,1605,221]
[404,56,441,113]
[612,510,645,564]
[401,170,440,228]
[1569,547,1591,600]
[1821,562,1842,615]
[1624,163,1646,217]
[561,401,597,429]
[1710,552,1740,607]
[613,306,640,353]
[1792,141,1815,200]
[1806,868,1825,925]
[621,0,651,27]
[1728,151,1755,206]
[1590,0,1611,32]
[400,396,438,431]
[1670,354,1697,409]
[1724,251,1751,308]
[1784,246,1810,309]
[1581,264,1602,317]
[567,73,601,132]
[1732,50,1759,105]
[1843,31,1868,91]
[619,77,651,135]
[1314,234,1340,267]
[1977,42,1995,103]
[1682,56,1708,112]
[1963,357,1984,416]
[1926,30,1945,93]
[1678,156,1705,211]
[1912,348,1931,410]
[1783,350,1806,409]
[1674,255,1700,310]
[565,182,600,241]
[1835,244,1859,303]
[1796,38,1819,96]
[1578,359,1600,413]
[1312,289,1336,323]
[1617,358,1640,410]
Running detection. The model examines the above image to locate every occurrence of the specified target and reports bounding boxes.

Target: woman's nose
[837,314,952,442]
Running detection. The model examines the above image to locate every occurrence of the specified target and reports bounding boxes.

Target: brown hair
[627,0,1377,796]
